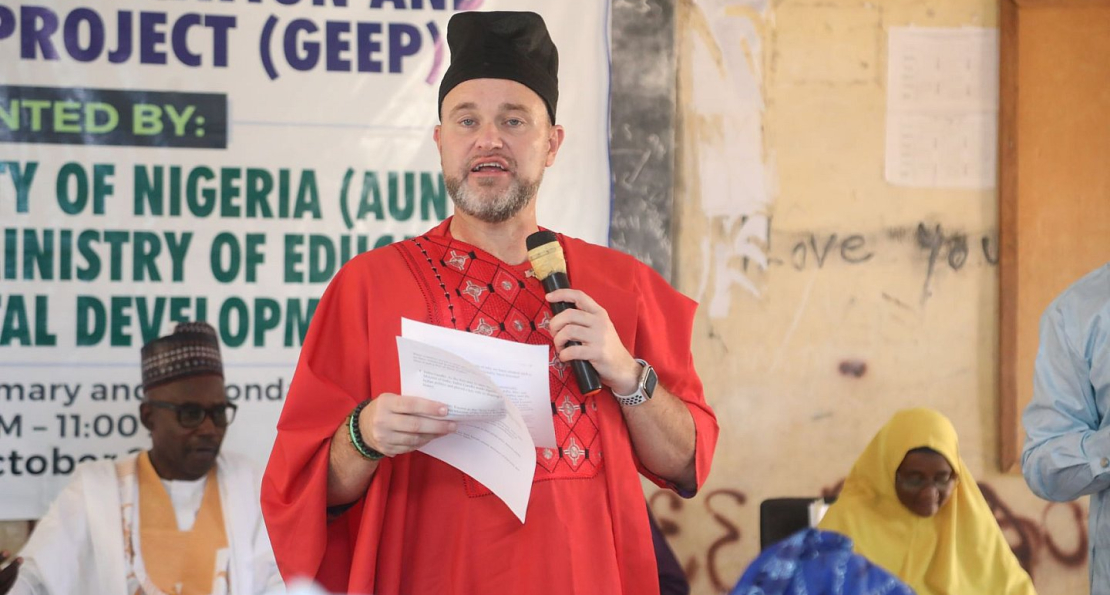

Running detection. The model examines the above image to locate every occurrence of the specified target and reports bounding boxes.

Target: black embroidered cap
[141,321,223,391]
[438,11,560,123]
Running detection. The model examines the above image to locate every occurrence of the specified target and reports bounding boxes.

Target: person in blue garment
[1022,262,1110,595]
[730,528,914,595]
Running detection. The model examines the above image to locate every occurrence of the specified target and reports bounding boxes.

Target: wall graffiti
[978,483,1087,577]
[774,220,998,275]
[911,223,999,301]
[651,488,748,593]
[650,480,1087,592]
[704,216,1002,316]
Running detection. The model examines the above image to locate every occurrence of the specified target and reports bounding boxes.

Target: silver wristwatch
[613,359,658,407]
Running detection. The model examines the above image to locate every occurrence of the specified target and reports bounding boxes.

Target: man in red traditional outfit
[261,11,718,595]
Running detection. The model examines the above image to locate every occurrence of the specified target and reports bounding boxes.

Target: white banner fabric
[0,0,612,519]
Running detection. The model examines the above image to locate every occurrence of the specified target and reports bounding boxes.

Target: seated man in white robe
[1,322,284,595]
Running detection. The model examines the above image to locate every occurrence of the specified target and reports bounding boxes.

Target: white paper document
[397,318,555,522]
[885,27,999,188]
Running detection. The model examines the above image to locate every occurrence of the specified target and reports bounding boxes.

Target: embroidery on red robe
[395,234,603,496]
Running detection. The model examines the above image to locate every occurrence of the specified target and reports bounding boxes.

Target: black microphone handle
[541,273,603,395]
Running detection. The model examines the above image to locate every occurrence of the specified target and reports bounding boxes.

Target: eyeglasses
[896,472,958,492]
[147,401,238,428]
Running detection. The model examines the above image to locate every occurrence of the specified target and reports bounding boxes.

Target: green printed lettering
[388,172,414,221]
[210,233,240,284]
[219,298,248,347]
[245,234,265,283]
[86,103,118,134]
[76,230,100,281]
[170,166,183,216]
[164,232,192,282]
[164,105,195,137]
[135,297,166,344]
[2,161,38,214]
[0,100,18,130]
[196,297,208,322]
[285,298,318,346]
[420,173,447,221]
[338,234,372,267]
[59,229,73,281]
[53,101,81,133]
[133,104,163,135]
[254,298,281,347]
[56,163,88,215]
[21,229,53,281]
[357,172,384,220]
[278,170,292,218]
[246,169,274,219]
[220,167,242,217]
[0,295,31,346]
[92,164,113,214]
[34,295,55,346]
[102,231,129,281]
[187,166,216,217]
[134,165,163,216]
[76,296,106,346]
[308,235,336,283]
[3,230,14,279]
[284,235,304,283]
[132,232,161,282]
[2,230,13,279]
[293,170,321,219]
[168,296,193,325]
[110,296,133,347]
[22,100,49,131]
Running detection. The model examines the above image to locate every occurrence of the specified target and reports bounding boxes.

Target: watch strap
[613,359,655,407]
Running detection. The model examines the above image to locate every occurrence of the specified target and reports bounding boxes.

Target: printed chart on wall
[0,0,612,519]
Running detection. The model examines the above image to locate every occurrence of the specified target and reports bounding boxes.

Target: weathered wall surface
[661,0,1088,593]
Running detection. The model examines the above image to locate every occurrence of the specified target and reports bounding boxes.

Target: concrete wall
[658,0,1089,593]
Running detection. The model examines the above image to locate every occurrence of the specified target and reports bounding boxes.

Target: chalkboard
[999,0,1110,471]
[608,0,677,281]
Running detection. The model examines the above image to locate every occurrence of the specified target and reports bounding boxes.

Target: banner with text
[0,0,612,519]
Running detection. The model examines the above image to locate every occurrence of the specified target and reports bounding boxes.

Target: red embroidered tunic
[262,219,718,595]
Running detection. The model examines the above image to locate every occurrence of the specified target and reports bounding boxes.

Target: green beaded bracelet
[348,400,385,461]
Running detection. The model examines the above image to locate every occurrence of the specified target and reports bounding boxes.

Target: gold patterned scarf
[137,452,228,595]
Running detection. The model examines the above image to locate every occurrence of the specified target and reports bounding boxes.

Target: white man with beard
[2,322,284,595]
[261,11,718,595]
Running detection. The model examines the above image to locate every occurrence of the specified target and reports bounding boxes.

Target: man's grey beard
[446,173,542,224]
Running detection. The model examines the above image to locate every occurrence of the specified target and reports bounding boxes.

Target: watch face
[643,365,658,399]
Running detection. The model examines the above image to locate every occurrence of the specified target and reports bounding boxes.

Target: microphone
[526,230,603,396]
